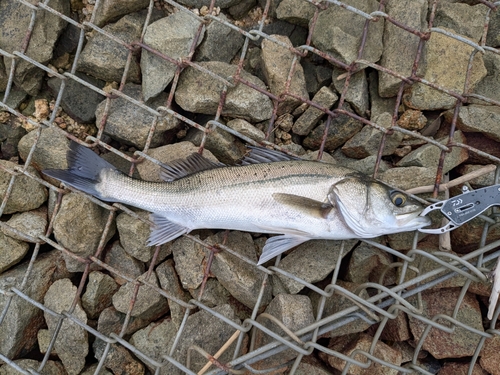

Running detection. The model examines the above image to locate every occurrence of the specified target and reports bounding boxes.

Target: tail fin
[43,142,117,199]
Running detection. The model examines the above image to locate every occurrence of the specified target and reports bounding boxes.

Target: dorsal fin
[160,153,225,182]
[241,146,301,165]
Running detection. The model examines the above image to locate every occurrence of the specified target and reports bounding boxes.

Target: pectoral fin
[147,214,189,246]
[272,193,333,219]
[257,235,310,265]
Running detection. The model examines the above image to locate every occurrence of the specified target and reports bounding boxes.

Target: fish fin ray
[258,235,309,265]
[241,146,301,165]
[160,153,225,182]
[43,170,102,197]
[147,214,189,245]
[272,193,333,219]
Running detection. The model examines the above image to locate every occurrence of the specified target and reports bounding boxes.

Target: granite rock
[446,104,500,143]
[18,126,70,170]
[332,68,369,116]
[227,118,266,142]
[0,231,30,273]
[434,2,489,43]
[82,271,119,319]
[104,241,145,285]
[0,359,65,375]
[92,0,149,27]
[2,207,47,242]
[172,235,206,290]
[292,86,338,136]
[276,0,316,28]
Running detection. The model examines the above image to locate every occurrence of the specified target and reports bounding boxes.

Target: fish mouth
[396,209,432,229]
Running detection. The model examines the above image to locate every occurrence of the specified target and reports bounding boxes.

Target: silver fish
[44,142,431,265]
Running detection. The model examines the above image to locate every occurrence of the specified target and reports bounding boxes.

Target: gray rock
[292,86,338,136]
[227,118,266,142]
[275,239,357,294]
[195,14,244,63]
[332,148,390,175]
[95,83,180,149]
[341,112,403,159]
[408,289,483,359]
[53,192,116,272]
[397,130,468,174]
[112,271,169,319]
[228,0,257,19]
[0,251,70,359]
[92,0,149,27]
[0,231,29,273]
[142,11,204,101]
[44,279,88,375]
[345,241,393,285]
[457,164,495,188]
[189,277,231,307]
[434,2,489,42]
[309,281,372,337]
[332,68,369,116]
[93,338,145,375]
[0,160,47,214]
[172,235,206,290]
[0,359,65,375]
[104,241,145,285]
[487,8,500,47]
[276,0,316,27]
[471,51,500,105]
[156,259,192,327]
[403,28,487,110]
[370,71,397,119]
[311,0,384,65]
[379,166,437,191]
[206,231,272,309]
[294,356,334,375]
[82,271,119,319]
[301,59,333,96]
[0,56,7,92]
[116,209,172,263]
[0,117,27,159]
[378,0,427,98]
[175,61,273,122]
[0,0,69,94]
[96,306,151,338]
[2,207,47,242]
[445,104,500,143]
[253,294,314,369]
[80,364,113,375]
[261,35,308,115]
[175,0,241,7]
[136,141,218,182]
[0,87,28,112]
[47,73,105,123]
[18,126,70,170]
[37,329,56,355]
[303,103,363,152]
[78,13,143,83]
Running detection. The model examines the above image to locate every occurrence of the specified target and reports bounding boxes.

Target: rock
[0,56,7,92]
[261,35,308,115]
[0,118,27,159]
[397,109,427,131]
[320,333,402,375]
[93,338,145,375]
[0,160,47,214]
[434,2,489,42]
[53,192,116,272]
[228,0,257,19]
[0,87,28,113]
[47,72,105,123]
[206,231,272,309]
[256,20,308,47]
[136,141,218,182]
[370,71,397,120]
[480,335,500,375]
[195,14,244,63]
[95,83,179,148]
[303,103,363,151]
[445,104,500,143]
[82,271,119,319]
[253,294,314,369]
[172,235,206,290]
[104,241,145,285]
[397,130,468,174]
[341,112,403,159]
[188,277,231,307]
[293,356,334,375]
[142,11,204,101]
[408,289,483,359]
[0,359,65,375]
[81,364,113,375]
[96,306,151,337]
[332,68,369,116]
[309,281,372,338]
[227,118,266,142]
[301,59,333,96]
[78,13,143,83]
[112,271,169,319]
[403,29,487,110]
[379,311,411,342]
[276,0,316,27]
[185,122,245,164]
[175,0,240,7]
[456,164,495,188]
[0,0,69,94]
[471,51,500,105]
[438,362,487,375]
[18,126,70,170]
[0,251,70,359]
[37,329,56,355]
[330,149,389,176]
[275,239,357,294]
[175,61,273,122]
[0,231,29,273]
[345,241,394,285]
[378,0,427,97]
[116,209,171,263]
[292,86,338,136]
[312,0,384,65]
[379,166,437,191]
[466,132,500,165]
[44,279,88,375]
[156,259,191,327]
[2,207,47,242]
[450,214,500,254]
[92,0,149,27]
[487,9,500,47]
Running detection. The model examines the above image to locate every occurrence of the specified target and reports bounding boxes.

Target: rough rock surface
[171,235,206,291]
[292,86,338,136]
[332,68,369,116]
[82,271,119,319]
[92,0,149,27]
[2,207,47,242]
[18,127,70,170]
[445,104,500,143]
[104,241,145,285]
[0,231,30,273]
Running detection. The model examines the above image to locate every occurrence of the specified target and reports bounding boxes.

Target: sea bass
[43,142,431,265]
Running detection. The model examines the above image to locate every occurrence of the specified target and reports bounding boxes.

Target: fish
[43,142,431,265]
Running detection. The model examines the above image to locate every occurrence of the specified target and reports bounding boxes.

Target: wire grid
[1,0,500,374]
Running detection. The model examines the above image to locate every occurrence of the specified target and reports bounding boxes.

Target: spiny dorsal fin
[272,193,334,219]
[241,146,301,165]
[160,153,225,182]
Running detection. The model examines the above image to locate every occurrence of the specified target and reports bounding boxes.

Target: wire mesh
[0,0,500,374]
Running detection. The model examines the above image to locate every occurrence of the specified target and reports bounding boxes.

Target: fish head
[329,174,431,238]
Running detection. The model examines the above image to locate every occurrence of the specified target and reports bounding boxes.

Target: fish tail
[43,142,117,200]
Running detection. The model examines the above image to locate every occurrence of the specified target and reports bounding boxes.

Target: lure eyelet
[390,192,407,207]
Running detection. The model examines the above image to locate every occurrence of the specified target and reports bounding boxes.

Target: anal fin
[147,213,189,246]
[257,235,309,265]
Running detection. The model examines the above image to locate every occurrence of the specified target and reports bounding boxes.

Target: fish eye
[390,192,407,207]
